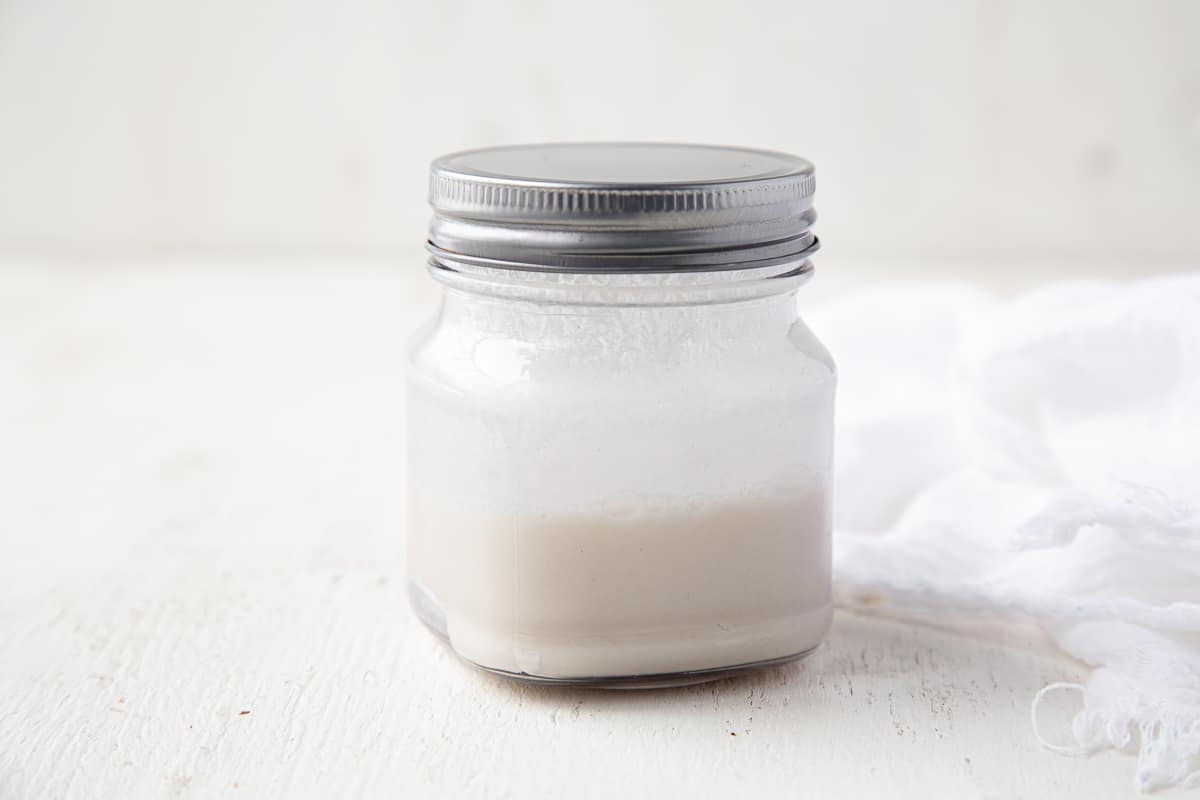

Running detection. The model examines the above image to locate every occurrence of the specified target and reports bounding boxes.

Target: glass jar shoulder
[408,297,835,405]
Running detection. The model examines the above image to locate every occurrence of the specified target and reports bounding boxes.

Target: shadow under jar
[407,143,835,688]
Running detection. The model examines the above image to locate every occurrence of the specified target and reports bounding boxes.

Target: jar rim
[425,235,819,275]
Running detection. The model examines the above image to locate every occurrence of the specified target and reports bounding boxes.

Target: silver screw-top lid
[428,142,818,272]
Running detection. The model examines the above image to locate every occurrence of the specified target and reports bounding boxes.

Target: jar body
[406,264,835,685]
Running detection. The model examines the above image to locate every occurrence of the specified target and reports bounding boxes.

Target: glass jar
[407,143,835,687]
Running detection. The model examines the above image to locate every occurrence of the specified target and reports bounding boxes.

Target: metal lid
[428,143,818,273]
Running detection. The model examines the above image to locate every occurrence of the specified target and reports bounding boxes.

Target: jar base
[471,647,818,689]
[409,579,820,689]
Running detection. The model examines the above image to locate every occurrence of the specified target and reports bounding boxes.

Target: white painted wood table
[0,258,1146,798]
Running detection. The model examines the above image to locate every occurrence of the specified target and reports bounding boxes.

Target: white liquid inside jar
[410,488,832,678]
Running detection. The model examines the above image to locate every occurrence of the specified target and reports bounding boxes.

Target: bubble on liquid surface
[602,490,647,520]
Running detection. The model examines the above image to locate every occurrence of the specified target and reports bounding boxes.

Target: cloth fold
[810,275,1200,792]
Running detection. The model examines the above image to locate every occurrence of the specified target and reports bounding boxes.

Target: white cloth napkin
[809,275,1200,793]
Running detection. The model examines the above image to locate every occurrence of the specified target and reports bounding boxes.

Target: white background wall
[1,0,1198,270]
